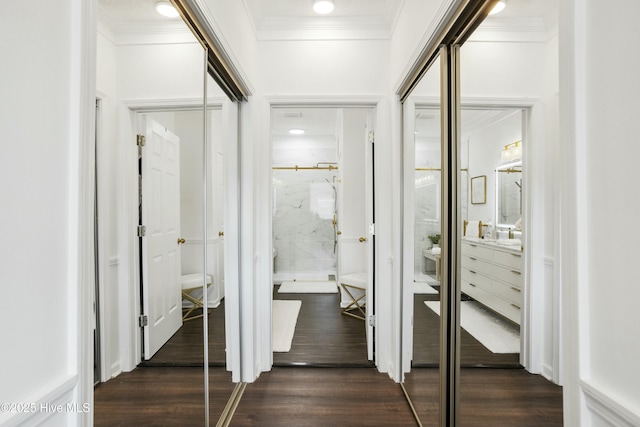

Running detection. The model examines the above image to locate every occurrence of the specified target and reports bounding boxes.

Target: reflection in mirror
[93,1,235,425]
[401,55,442,427]
[459,107,523,367]
[457,0,562,423]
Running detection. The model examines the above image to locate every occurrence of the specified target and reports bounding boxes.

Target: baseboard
[0,375,79,427]
[110,361,122,380]
[582,379,640,427]
[541,363,554,381]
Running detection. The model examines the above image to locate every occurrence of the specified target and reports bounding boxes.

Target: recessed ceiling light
[156,1,179,18]
[489,0,506,15]
[289,129,305,135]
[313,0,335,15]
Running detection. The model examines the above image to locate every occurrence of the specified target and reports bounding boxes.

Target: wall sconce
[501,140,522,162]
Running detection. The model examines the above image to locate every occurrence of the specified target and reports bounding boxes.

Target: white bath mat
[414,282,438,294]
[272,300,302,352]
[425,300,520,353]
[278,281,338,294]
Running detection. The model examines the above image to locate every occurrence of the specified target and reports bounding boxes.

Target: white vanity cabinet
[461,240,523,325]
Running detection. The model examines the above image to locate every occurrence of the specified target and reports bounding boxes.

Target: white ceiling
[98,0,178,22]
[98,0,557,137]
[98,0,558,38]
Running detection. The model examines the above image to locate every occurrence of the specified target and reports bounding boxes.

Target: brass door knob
[177,238,186,244]
[359,237,367,242]
[218,231,224,237]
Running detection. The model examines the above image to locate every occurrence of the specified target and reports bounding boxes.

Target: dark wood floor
[94,287,562,426]
[403,368,564,426]
[412,293,521,367]
[142,302,226,367]
[230,367,416,427]
[94,367,235,426]
[93,366,563,426]
[273,285,371,366]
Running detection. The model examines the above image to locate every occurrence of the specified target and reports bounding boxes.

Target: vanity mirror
[496,161,522,228]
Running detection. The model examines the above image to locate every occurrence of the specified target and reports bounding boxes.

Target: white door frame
[96,97,240,378]
[400,95,557,379]
[252,95,389,377]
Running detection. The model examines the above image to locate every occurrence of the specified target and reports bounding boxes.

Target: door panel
[141,117,182,360]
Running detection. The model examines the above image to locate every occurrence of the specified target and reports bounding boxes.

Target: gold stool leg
[340,284,366,321]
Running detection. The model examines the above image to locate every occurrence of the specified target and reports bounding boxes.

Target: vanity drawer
[485,278,522,306]
[461,268,492,289]
[462,281,521,325]
[493,264,523,288]
[461,280,483,300]
[461,242,492,261]
[494,250,523,270]
[462,255,493,276]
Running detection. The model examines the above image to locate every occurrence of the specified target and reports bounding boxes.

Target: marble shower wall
[273,169,338,279]
[413,170,468,275]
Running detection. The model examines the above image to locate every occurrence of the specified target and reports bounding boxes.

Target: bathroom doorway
[270,106,375,366]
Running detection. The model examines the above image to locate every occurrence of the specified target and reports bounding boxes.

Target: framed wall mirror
[496,162,522,228]
[470,175,486,204]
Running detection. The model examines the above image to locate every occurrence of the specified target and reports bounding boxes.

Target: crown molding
[468,17,555,43]
[255,16,393,41]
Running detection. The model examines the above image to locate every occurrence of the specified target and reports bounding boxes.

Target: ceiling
[98,0,557,138]
[98,0,557,39]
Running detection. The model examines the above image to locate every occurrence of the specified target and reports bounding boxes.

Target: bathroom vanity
[461,238,523,325]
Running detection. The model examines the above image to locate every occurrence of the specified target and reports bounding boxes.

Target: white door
[337,108,375,360]
[140,117,182,360]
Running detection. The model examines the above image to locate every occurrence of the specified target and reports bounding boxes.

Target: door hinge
[139,315,148,327]
[369,223,375,236]
[368,314,376,327]
[137,225,146,237]
[368,131,375,144]
[137,134,146,147]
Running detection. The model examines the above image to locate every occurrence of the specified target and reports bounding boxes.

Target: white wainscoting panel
[582,379,640,427]
[1,375,79,427]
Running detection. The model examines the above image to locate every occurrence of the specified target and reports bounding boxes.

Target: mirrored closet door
[400,0,562,425]
[94,1,239,424]
[401,53,443,427]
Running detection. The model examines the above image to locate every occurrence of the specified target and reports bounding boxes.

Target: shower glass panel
[271,108,340,282]
[272,169,339,279]
[402,54,442,427]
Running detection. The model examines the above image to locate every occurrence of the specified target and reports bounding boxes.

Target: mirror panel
[402,54,442,427]
[94,1,236,425]
[402,0,561,424]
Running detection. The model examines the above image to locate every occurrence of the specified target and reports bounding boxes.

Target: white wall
[390,0,456,90]
[0,1,94,425]
[560,1,640,425]
[257,40,390,93]
[201,0,259,89]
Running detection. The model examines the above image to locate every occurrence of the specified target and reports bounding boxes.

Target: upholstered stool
[181,273,212,321]
[339,272,367,321]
